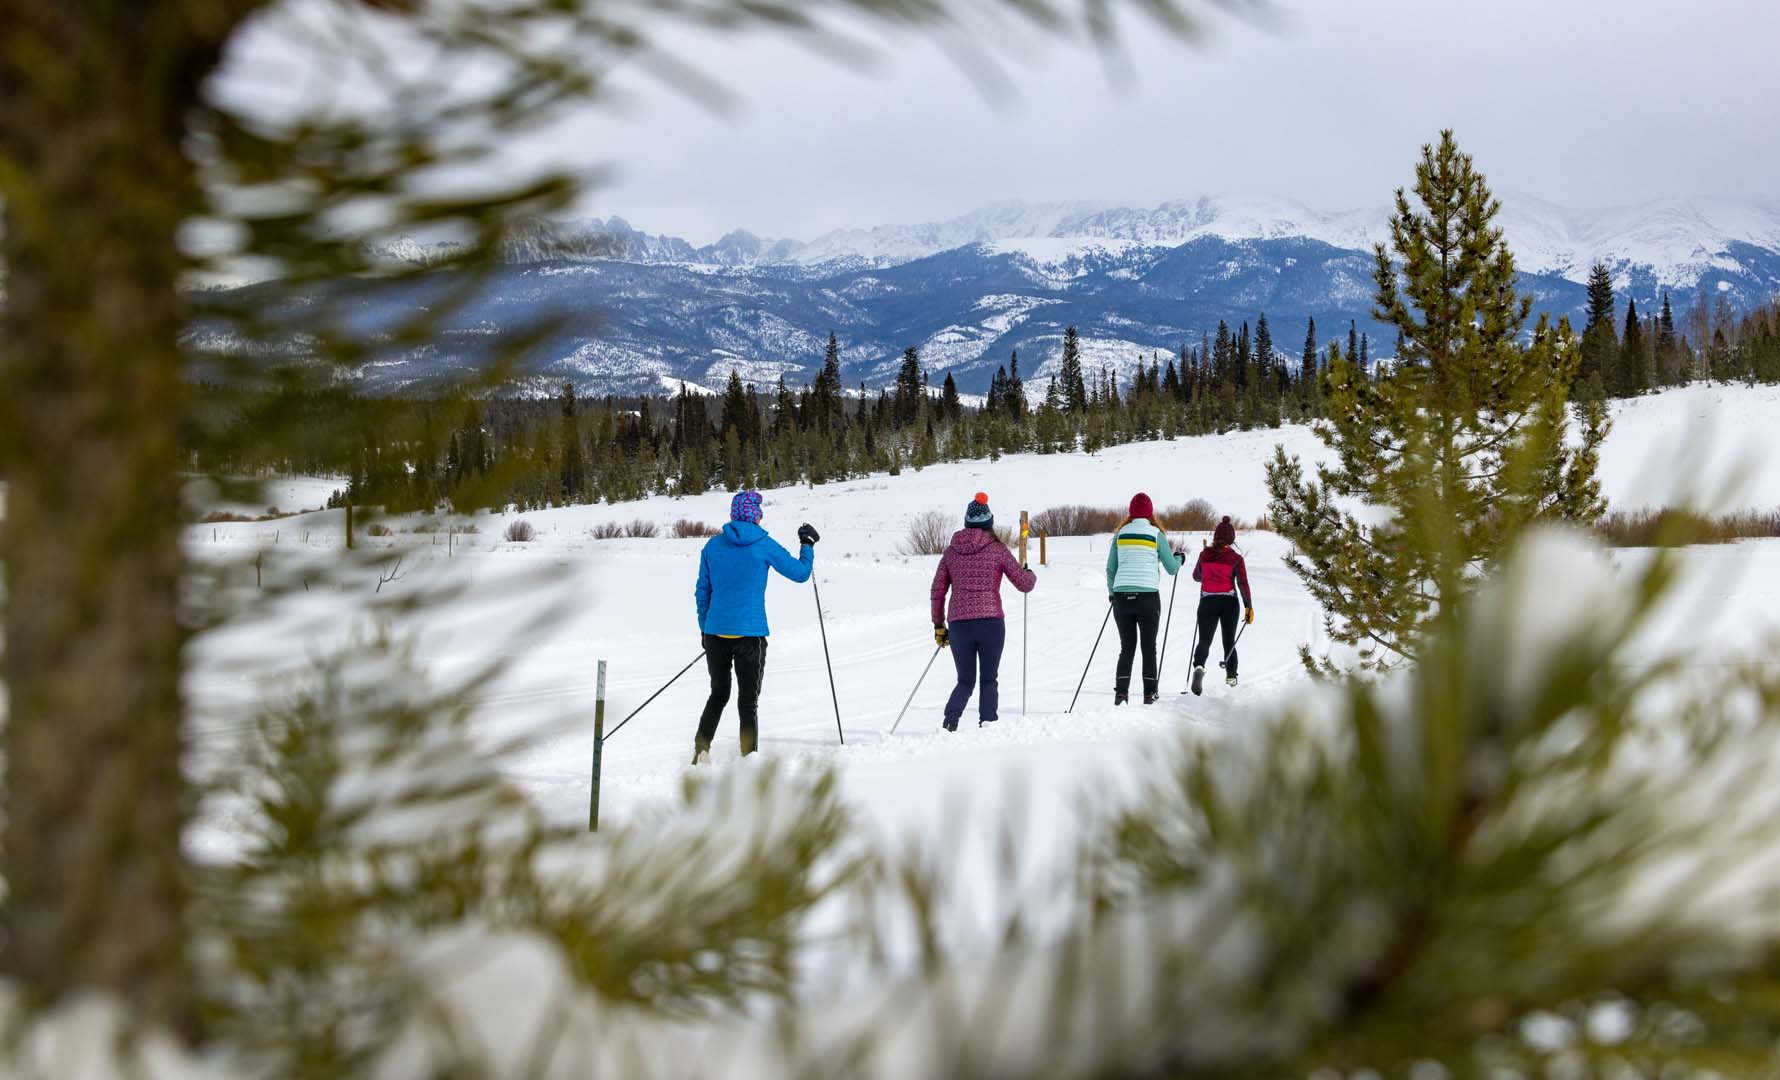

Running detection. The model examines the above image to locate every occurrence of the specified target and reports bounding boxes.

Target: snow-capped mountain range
[215,194,1780,397]
[469,193,1780,289]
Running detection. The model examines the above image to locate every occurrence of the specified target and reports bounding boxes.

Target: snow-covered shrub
[503,519,536,542]
[625,519,658,539]
[587,521,624,540]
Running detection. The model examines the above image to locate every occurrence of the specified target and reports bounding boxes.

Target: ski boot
[942,718,958,733]
[978,716,997,727]
[1114,688,1129,706]
[1143,690,1159,705]
[1190,666,1205,696]
[692,744,711,766]
[1226,674,1238,688]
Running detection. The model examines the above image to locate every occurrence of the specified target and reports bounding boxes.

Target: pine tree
[1005,350,1025,420]
[1657,293,1681,385]
[893,346,924,428]
[1301,316,1319,414]
[1059,326,1088,412]
[1266,131,1605,668]
[1579,263,1618,396]
[1620,298,1646,395]
[940,371,962,423]
[813,332,844,434]
[559,381,586,503]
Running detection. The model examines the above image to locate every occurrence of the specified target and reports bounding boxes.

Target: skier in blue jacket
[692,490,817,764]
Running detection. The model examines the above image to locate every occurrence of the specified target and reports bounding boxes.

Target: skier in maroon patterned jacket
[929,492,1037,730]
[1188,515,1254,696]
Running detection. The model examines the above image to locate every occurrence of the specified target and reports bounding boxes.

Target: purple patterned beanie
[730,490,764,524]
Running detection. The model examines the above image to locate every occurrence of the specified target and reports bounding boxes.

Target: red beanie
[1128,492,1154,520]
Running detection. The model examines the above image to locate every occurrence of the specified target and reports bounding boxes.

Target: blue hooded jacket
[695,521,814,637]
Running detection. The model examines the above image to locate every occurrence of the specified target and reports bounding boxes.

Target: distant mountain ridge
[391,193,1780,290]
[226,194,1780,398]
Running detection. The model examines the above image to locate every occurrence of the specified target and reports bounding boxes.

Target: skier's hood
[720,520,770,546]
[947,528,996,555]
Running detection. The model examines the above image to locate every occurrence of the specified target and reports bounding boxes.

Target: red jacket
[931,528,1036,624]
[1193,545,1252,606]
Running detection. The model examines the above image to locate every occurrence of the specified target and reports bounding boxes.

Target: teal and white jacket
[1105,517,1182,594]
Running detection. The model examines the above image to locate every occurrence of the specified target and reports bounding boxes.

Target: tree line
[1576,265,1780,398]
[201,313,1380,514]
[195,291,1779,519]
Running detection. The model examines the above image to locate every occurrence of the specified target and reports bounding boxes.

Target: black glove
[934,625,949,647]
[798,523,820,546]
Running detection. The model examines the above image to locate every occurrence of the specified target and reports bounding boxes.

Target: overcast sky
[228,0,1780,246]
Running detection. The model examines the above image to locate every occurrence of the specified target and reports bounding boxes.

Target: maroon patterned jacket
[930,528,1037,624]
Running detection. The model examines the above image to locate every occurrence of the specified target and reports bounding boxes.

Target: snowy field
[186,383,1780,873]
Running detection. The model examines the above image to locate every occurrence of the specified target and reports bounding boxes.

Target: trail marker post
[589,660,606,832]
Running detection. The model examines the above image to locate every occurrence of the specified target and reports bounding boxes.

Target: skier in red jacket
[1189,516,1253,695]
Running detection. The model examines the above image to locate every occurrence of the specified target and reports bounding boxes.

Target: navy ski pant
[1192,594,1241,677]
[944,617,1006,726]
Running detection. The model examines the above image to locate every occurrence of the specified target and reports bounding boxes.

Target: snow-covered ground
[185,384,1780,872]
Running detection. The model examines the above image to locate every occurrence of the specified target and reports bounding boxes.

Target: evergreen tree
[1578,262,1618,396]
[1059,326,1088,412]
[1006,350,1025,419]
[559,381,586,503]
[1620,298,1646,395]
[813,332,844,434]
[1301,316,1319,413]
[893,346,924,427]
[1266,131,1605,668]
[1657,293,1681,385]
[940,371,962,423]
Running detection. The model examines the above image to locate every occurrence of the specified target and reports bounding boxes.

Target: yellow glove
[1245,607,1255,625]
[934,626,949,647]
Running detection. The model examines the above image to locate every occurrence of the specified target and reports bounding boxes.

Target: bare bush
[1162,499,1219,531]
[503,519,537,543]
[899,510,953,556]
[625,518,659,539]
[670,519,716,538]
[1596,507,1780,547]
[588,522,625,540]
[367,522,393,537]
[1030,505,1124,536]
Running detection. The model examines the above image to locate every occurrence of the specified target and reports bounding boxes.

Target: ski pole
[1157,551,1181,683]
[1218,618,1249,670]
[889,644,945,735]
[1067,600,1114,715]
[603,650,705,742]
[812,574,845,745]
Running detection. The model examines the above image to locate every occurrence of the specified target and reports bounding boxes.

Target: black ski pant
[1192,594,1241,677]
[696,634,767,754]
[1112,591,1162,696]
